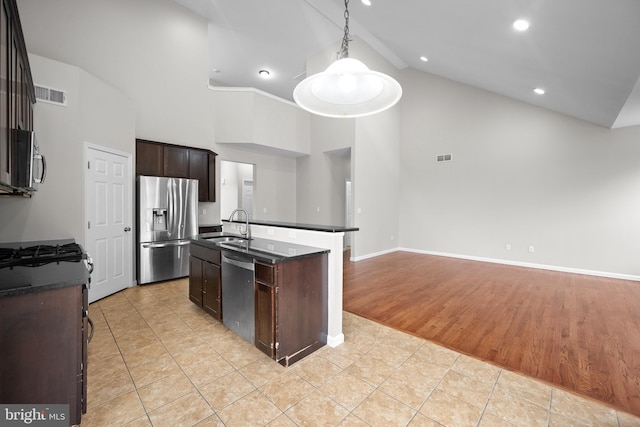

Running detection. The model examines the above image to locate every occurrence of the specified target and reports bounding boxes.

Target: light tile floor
[83,279,640,427]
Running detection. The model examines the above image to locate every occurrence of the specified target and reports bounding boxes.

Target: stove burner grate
[0,243,85,269]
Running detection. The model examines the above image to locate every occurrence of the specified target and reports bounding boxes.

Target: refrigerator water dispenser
[151,208,167,231]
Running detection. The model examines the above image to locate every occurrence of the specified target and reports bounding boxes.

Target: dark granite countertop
[191,233,329,264]
[222,219,359,233]
[0,239,91,297]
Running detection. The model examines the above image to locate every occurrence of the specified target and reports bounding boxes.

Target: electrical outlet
[529,246,535,253]
[505,243,511,250]
[267,228,275,236]
[202,208,206,215]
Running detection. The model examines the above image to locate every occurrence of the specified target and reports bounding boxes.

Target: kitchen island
[222,219,358,348]
[190,234,329,366]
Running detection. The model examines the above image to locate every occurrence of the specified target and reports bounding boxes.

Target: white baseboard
[352,247,640,282]
[326,333,345,348]
[351,247,398,262]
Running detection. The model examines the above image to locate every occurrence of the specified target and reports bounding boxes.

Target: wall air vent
[436,154,453,162]
[34,84,68,106]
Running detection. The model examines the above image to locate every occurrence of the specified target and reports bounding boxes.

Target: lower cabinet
[0,284,88,425]
[254,253,328,367]
[255,280,276,357]
[202,261,221,319]
[189,245,222,321]
[189,241,328,366]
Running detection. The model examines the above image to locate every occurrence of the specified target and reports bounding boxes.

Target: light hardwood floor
[343,251,640,418]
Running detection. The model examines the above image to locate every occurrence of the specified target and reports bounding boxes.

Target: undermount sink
[205,236,247,243]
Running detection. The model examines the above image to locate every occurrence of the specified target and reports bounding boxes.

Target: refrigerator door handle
[142,240,191,249]
[168,178,175,236]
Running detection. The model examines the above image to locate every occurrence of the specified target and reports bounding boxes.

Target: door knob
[124,227,131,232]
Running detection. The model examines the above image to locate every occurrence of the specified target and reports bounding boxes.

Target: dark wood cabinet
[135,139,163,176]
[202,261,222,319]
[1,0,35,193]
[0,284,88,426]
[189,243,222,321]
[189,256,204,307]
[189,148,217,202]
[255,280,276,357]
[189,241,327,366]
[164,145,189,178]
[254,254,328,367]
[135,139,217,202]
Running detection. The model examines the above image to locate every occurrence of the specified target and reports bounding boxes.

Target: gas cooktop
[0,243,85,269]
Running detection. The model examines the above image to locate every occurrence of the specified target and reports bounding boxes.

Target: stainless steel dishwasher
[221,252,255,344]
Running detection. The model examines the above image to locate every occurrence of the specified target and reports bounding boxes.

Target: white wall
[17,0,222,223]
[213,88,311,156]
[216,147,297,223]
[297,115,354,227]
[14,0,640,279]
[296,37,401,259]
[16,0,299,229]
[0,54,135,243]
[18,0,214,148]
[220,160,255,219]
[353,107,401,258]
[398,68,640,277]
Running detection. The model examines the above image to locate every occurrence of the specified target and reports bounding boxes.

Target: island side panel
[277,253,328,365]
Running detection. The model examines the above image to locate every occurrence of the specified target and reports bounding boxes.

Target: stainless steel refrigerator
[137,176,198,284]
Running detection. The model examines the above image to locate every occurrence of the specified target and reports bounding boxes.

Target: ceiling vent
[34,84,67,106]
[436,154,453,162]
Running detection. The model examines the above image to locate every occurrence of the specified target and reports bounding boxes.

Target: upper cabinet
[135,139,163,177]
[163,145,189,178]
[135,139,217,202]
[188,148,216,202]
[1,0,35,193]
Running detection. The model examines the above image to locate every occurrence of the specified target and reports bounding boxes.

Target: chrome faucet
[228,208,251,239]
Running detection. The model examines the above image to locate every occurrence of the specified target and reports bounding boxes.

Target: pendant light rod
[337,0,351,60]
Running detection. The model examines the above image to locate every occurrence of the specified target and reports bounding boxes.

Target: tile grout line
[125,286,226,425]
[548,387,554,427]
[93,299,154,425]
[477,368,504,427]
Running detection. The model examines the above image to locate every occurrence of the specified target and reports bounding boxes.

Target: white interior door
[86,145,132,303]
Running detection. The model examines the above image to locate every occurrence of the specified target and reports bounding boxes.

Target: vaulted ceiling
[176,0,640,128]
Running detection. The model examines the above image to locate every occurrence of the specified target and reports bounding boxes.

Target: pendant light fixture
[293,0,402,118]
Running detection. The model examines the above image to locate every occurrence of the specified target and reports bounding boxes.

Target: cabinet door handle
[87,317,94,343]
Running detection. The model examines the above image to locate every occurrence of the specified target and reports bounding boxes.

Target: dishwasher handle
[222,253,254,271]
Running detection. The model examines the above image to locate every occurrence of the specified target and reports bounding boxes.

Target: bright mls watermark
[1,405,68,426]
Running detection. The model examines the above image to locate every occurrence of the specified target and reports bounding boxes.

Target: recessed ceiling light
[258,69,271,79]
[361,0,372,5]
[420,56,428,62]
[533,87,545,95]
[513,19,530,31]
